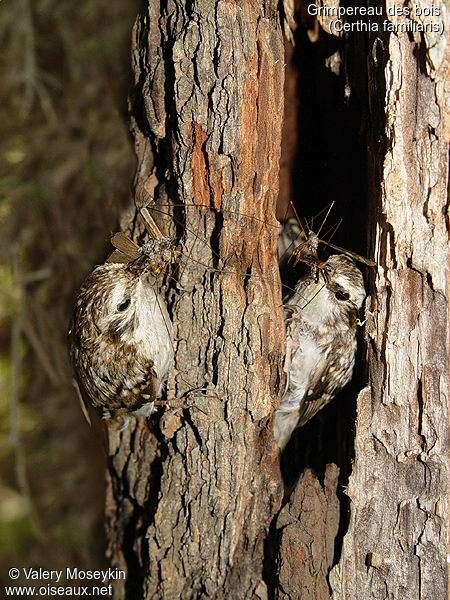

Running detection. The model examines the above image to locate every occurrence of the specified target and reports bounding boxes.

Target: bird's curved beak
[316,261,330,284]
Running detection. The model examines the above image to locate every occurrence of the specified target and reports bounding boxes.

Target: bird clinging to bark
[69,238,174,423]
[274,254,366,450]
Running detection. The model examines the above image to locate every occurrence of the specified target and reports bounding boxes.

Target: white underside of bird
[120,277,173,394]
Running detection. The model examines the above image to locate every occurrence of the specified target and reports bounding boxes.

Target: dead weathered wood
[274,464,340,600]
[329,3,449,599]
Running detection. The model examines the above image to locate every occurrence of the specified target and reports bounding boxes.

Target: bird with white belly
[274,254,366,450]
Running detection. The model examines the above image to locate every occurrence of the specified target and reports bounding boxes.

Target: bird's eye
[335,290,350,302]
[117,297,131,312]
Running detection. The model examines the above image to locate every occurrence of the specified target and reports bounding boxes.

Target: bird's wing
[108,360,159,415]
[295,347,340,428]
[283,306,303,395]
[283,320,294,395]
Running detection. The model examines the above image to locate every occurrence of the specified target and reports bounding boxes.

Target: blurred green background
[0,0,137,581]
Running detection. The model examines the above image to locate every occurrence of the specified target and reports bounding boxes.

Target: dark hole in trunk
[273,18,376,576]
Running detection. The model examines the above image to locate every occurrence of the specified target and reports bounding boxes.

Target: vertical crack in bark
[267,8,375,597]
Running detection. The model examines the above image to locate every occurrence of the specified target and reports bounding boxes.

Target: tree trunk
[103,1,448,599]
[105,2,285,599]
[273,464,340,599]
[270,2,449,599]
[330,5,449,599]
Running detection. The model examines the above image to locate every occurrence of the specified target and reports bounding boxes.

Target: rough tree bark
[270,2,449,599]
[274,464,340,599]
[101,0,448,598]
[105,2,285,599]
[330,4,449,599]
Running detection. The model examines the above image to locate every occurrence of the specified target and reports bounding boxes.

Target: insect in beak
[126,253,148,274]
[126,253,163,279]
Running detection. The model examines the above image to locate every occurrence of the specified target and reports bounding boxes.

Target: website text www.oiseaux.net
[5,567,126,597]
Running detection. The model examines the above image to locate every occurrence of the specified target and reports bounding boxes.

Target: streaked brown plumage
[69,244,173,421]
[275,254,366,450]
